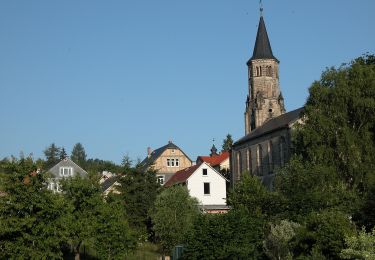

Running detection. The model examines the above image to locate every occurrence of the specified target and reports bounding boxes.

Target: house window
[202,168,208,176]
[59,167,73,177]
[167,158,179,167]
[157,175,165,185]
[204,182,210,195]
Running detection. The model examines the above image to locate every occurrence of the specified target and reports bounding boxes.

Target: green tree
[118,167,160,236]
[221,134,233,152]
[341,227,375,259]
[183,209,265,259]
[71,143,87,168]
[121,153,133,170]
[151,185,199,256]
[292,54,375,189]
[92,199,136,259]
[291,210,355,259]
[228,173,285,220]
[59,147,67,160]
[263,220,300,260]
[44,143,61,169]
[0,158,67,259]
[60,175,135,260]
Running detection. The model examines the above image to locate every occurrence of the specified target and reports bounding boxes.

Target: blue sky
[1,0,374,164]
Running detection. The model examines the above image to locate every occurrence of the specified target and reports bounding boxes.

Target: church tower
[244,13,285,135]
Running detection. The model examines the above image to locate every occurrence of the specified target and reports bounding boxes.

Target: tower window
[269,109,273,113]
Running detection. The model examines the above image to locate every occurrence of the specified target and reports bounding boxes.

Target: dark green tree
[121,153,133,170]
[44,143,61,169]
[0,158,68,259]
[150,185,200,256]
[59,147,67,160]
[221,134,233,152]
[183,209,265,259]
[228,173,286,220]
[118,168,159,235]
[291,210,355,259]
[71,143,87,168]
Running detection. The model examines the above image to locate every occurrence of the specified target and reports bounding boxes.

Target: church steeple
[244,11,285,135]
[248,16,278,64]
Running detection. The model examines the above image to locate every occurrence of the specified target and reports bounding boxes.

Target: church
[231,12,303,188]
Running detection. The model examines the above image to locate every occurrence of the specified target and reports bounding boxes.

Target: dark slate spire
[248,15,278,64]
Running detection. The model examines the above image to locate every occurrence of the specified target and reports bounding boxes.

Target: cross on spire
[260,0,263,17]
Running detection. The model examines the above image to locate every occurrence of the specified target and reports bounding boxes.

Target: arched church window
[259,66,263,76]
[247,148,252,174]
[237,151,242,180]
[256,67,259,77]
[280,136,287,167]
[268,141,273,172]
[256,144,263,176]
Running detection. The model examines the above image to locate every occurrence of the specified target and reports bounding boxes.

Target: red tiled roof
[197,151,229,167]
[164,164,201,187]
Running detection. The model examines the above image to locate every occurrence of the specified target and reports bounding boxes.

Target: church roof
[234,107,304,146]
[247,15,278,64]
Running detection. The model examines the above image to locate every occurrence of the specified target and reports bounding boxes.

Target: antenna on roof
[259,0,264,17]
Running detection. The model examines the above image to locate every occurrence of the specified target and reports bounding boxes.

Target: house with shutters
[139,141,193,185]
[46,157,87,192]
[165,162,229,213]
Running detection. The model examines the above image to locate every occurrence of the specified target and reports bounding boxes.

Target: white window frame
[59,167,73,177]
[157,175,165,185]
[167,158,180,167]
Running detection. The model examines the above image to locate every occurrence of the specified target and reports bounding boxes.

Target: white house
[164,162,229,213]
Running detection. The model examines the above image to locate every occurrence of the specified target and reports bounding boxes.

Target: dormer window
[59,167,73,177]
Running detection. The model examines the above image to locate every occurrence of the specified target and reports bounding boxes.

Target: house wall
[153,148,192,174]
[187,163,227,206]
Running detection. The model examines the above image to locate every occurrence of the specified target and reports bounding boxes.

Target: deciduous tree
[151,185,199,255]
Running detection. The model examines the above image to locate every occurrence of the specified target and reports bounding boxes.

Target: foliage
[275,158,361,220]
[183,209,265,260]
[150,185,200,254]
[340,226,375,259]
[44,143,61,169]
[118,167,160,235]
[292,54,375,189]
[59,147,67,160]
[85,158,122,174]
[228,173,285,219]
[291,210,355,259]
[71,142,87,168]
[0,158,68,259]
[221,133,233,152]
[92,199,136,259]
[60,176,135,259]
[263,220,300,260]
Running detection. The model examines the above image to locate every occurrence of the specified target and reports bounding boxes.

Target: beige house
[139,141,192,185]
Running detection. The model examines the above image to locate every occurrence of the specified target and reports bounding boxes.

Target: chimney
[147,147,152,157]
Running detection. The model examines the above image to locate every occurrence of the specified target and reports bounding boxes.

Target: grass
[127,242,160,260]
